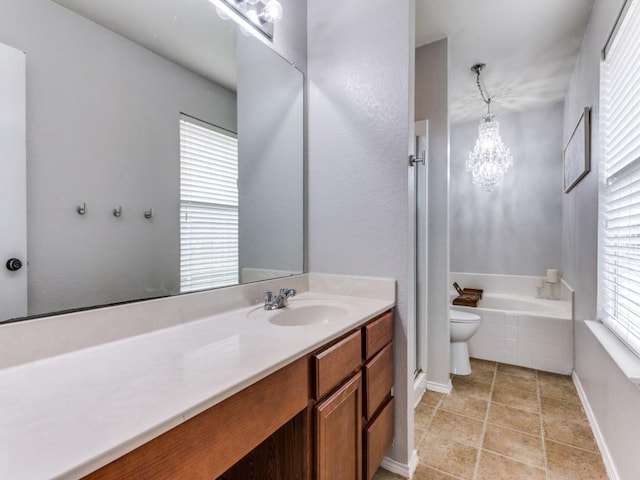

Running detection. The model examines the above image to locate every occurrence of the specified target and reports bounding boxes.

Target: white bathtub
[466,294,572,318]
[451,292,573,374]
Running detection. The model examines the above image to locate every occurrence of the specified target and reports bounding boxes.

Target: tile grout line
[414,394,442,451]
[470,364,496,480]
[488,399,539,414]
[544,437,603,454]
[479,447,546,471]
[483,366,546,473]
[479,423,544,440]
[537,370,550,480]
[479,363,548,477]
[426,465,467,480]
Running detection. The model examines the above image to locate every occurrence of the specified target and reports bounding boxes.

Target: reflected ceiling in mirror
[0,0,303,324]
[54,0,238,90]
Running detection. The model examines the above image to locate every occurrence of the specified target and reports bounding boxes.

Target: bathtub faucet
[536,276,558,300]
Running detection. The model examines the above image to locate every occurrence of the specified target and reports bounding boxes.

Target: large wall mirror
[0,0,304,323]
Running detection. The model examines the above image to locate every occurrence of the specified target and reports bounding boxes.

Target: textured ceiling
[416,0,597,123]
[54,0,596,122]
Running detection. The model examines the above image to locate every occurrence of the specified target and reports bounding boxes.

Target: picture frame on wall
[563,106,591,193]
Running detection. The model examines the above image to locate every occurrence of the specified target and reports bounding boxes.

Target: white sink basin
[268,304,349,326]
[247,296,354,326]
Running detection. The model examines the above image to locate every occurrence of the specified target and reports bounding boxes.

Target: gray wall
[416,40,451,388]
[0,0,237,316]
[562,0,640,478]
[307,0,414,468]
[237,34,304,276]
[451,103,564,276]
[272,0,307,74]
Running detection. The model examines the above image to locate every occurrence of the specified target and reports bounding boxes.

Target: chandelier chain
[473,64,492,114]
[475,72,491,106]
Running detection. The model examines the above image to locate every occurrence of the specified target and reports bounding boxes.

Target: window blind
[179,115,239,292]
[600,0,640,357]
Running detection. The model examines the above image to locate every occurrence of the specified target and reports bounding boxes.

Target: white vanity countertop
[0,291,394,480]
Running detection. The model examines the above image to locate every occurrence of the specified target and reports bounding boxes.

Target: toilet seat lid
[450,309,481,323]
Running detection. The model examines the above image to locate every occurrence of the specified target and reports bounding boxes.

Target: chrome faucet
[263,288,296,310]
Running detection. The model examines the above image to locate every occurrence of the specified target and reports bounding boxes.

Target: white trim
[572,370,620,480]
[425,379,452,394]
[415,120,429,381]
[599,0,640,358]
[0,43,27,319]
[585,320,640,384]
[413,372,427,408]
[407,124,417,381]
[560,278,575,306]
[380,449,419,478]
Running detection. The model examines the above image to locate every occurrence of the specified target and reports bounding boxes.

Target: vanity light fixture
[212,0,283,41]
[261,0,284,23]
[466,63,513,191]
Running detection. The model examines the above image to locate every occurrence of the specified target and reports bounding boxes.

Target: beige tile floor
[374,359,609,480]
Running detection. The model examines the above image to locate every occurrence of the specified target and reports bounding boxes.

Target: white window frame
[598,0,640,359]
[179,114,239,293]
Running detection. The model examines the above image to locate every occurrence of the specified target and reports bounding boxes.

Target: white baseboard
[572,371,619,480]
[380,449,419,478]
[425,378,452,394]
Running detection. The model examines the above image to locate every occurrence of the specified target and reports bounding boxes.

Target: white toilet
[450,308,482,375]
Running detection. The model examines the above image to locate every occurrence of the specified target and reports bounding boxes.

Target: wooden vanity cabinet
[312,310,394,480]
[83,310,394,480]
[83,357,310,480]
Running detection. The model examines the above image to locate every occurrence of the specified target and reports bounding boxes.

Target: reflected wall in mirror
[0,0,303,323]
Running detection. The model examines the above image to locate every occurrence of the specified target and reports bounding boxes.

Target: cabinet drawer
[363,342,393,420]
[364,397,394,480]
[364,311,393,359]
[314,330,362,399]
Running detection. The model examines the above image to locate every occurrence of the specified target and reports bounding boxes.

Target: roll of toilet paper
[535,277,544,288]
[546,268,559,283]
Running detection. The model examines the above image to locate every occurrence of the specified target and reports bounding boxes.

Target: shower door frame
[411,119,428,405]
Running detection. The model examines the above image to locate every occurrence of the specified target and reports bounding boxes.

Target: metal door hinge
[409,152,426,166]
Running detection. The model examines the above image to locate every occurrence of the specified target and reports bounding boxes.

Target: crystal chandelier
[466,64,513,191]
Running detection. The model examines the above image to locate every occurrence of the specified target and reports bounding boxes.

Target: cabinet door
[315,373,362,480]
[363,397,394,480]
